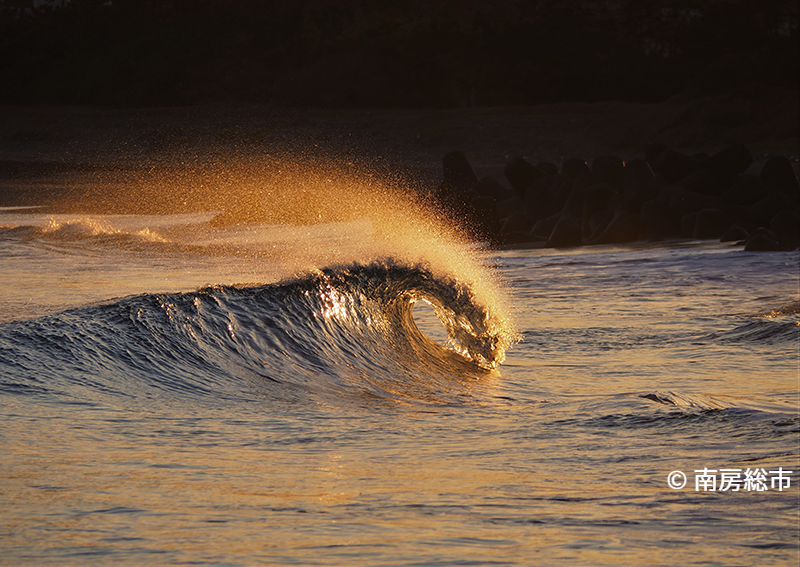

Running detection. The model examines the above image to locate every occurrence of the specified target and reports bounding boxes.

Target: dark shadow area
[1,2,797,253]
[1,0,797,108]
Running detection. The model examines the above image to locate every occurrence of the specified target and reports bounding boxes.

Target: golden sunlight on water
[1,160,797,564]
[4,391,794,566]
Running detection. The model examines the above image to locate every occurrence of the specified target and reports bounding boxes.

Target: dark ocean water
[1,212,798,566]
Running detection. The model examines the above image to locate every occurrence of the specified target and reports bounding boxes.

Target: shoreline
[1,93,797,251]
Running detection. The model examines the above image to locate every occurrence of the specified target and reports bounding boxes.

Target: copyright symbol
[668,470,687,489]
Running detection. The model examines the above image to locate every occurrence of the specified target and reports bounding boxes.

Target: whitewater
[0,208,798,566]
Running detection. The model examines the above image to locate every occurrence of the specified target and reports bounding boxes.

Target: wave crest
[0,261,518,405]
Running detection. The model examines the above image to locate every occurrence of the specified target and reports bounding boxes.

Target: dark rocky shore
[434,145,800,252]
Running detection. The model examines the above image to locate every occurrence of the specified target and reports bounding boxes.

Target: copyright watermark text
[667,467,793,492]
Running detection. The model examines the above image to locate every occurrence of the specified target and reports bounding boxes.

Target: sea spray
[1,157,519,362]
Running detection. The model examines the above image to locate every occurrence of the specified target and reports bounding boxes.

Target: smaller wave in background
[640,391,730,410]
[742,300,800,319]
[0,213,217,244]
[706,300,800,346]
[561,391,800,445]
[1,217,170,249]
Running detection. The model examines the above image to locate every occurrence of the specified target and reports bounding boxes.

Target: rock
[591,155,625,191]
[475,175,514,201]
[760,156,800,196]
[582,183,613,237]
[680,213,698,238]
[588,210,614,241]
[720,175,769,206]
[668,188,716,218]
[500,211,533,235]
[720,224,751,242]
[524,181,555,223]
[546,217,583,248]
[560,173,597,218]
[644,142,667,168]
[504,156,547,198]
[435,148,795,250]
[525,173,560,196]
[583,182,613,215]
[692,208,730,239]
[653,149,699,184]
[442,151,479,191]
[531,214,561,239]
[591,211,641,244]
[495,195,527,220]
[561,158,591,178]
[641,200,679,240]
[654,183,677,208]
[747,192,799,228]
[551,174,579,212]
[614,198,641,216]
[622,158,658,208]
[536,162,559,176]
[706,143,752,189]
[715,202,749,226]
[770,210,799,242]
[744,233,784,252]
[673,169,721,197]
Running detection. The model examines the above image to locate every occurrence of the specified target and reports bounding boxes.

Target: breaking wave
[0,261,518,406]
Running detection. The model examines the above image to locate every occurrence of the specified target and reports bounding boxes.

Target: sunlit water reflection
[1,213,797,566]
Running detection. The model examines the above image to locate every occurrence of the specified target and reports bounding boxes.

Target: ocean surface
[1,209,798,566]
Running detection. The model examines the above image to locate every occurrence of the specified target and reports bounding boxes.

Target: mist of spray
[48,151,520,361]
